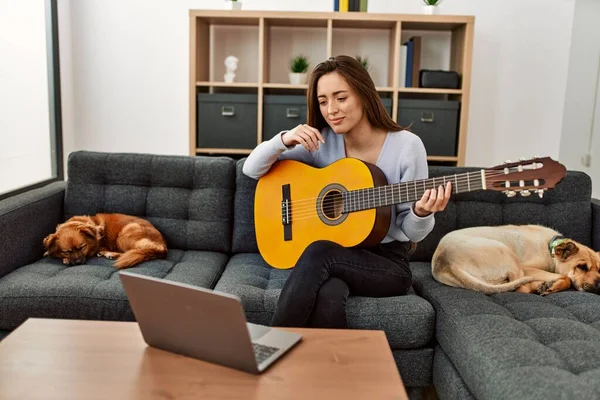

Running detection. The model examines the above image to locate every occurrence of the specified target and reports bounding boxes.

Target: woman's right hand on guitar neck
[282,124,326,152]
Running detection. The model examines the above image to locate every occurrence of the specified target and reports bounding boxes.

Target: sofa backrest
[232,159,260,253]
[411,166,593,262]
[64,151,236,253]
[234,159,593,262]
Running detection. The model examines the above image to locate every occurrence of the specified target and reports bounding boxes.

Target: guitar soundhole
[317,184,349,226]
[322,190,344,220]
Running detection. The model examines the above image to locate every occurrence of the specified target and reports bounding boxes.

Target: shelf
[398,88,462,94]
[189,10,474,30]
[190,10,475,166]
[196,81,259,88]
[264,24,328,85]
[196,148,252,155]
[263,83,307,90]
[210,24,260,83]
[264,17,328,28]
[427,156,459,162]
[331,23,398,88]
[194,14,260,26]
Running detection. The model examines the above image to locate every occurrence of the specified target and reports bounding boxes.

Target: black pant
[270,240,413,329]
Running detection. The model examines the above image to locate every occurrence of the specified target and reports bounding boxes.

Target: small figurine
[224,55,239,83]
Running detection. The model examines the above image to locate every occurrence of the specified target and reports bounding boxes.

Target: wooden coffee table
[0,318,407,399]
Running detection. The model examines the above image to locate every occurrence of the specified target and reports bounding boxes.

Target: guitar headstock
[484,156,567,198]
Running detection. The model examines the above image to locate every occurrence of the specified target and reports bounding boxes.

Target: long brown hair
[306,55,406,132]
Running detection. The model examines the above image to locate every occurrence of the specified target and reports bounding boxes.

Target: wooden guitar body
[254,158,391,269]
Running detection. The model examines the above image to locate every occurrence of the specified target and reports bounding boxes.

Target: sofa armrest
[0,181,65,279]
[593,198,600,250]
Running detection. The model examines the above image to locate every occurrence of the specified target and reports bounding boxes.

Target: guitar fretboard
[342,171,485,213]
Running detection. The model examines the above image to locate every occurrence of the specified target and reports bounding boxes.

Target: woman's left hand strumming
[413,182,452,217]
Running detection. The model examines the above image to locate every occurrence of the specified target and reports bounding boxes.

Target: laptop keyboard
[252,343,280,364]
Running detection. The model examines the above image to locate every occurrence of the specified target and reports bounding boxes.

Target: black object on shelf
[419,70,461,89]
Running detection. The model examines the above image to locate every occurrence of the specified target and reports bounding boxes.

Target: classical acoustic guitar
[254,157,567,269]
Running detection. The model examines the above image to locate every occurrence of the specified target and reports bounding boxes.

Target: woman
[242,55,451,328]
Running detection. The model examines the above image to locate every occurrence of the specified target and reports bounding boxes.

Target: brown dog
[431,224,600,295]
[43,213,167,269]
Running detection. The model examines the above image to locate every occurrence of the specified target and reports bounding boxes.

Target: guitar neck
[343,170,486,213]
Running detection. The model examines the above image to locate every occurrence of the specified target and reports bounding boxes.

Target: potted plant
[422,0,442,14]
[356,56,369,71]
[289,55,310,85]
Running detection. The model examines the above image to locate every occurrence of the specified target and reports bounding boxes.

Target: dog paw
[98,251,119,260]
[537,281,555,296]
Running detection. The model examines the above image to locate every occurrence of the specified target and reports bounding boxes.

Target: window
[0,0,63,200]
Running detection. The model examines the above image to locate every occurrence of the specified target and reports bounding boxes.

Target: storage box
[396,99,459,156]
[262,95,307,141]
[197,93,258,149]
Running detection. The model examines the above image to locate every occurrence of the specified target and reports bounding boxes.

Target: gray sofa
[1,150,599,399]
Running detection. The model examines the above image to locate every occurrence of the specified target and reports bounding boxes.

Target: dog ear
[43,233,57,256]
[555,241,579,260]
[79,225,101,241]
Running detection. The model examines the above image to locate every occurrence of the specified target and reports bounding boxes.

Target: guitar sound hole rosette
[316,184,349,226]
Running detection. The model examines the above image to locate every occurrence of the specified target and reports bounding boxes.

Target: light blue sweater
[242,127,435,244]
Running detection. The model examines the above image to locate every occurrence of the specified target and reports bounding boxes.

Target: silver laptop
[118,271,302,374]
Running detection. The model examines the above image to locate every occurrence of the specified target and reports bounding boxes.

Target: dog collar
[548,235,567,257]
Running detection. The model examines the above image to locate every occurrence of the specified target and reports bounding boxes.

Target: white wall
[0,0,53,194]
[60,0,578,170]
[63,0,331,159]
[559,0,600,197]
[370,0,576,168]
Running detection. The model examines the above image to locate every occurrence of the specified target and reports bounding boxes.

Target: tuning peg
[505,190,516,197]
[537,189,544,198]
[505,160,511,164]
[520,190,531,197]
[519,157,526,161]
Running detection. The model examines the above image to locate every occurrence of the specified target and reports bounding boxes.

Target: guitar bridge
[281,184,292,241]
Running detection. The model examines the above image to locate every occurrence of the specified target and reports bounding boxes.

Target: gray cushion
[0,181,65,279]
[0,250,228,330]
[393,348,434,388]
[411,168,593,262]
[215,253,435,349]
[411,262,600,399]
[64,151,236,252]
[232,159,259,253]
[433,345,476,400]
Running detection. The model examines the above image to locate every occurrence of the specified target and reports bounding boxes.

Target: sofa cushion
[231,159,259,253]
[393,348,434,388]
[0,250,228,330]
[215,253,435,349]
[411,262,600,399]
[433,345,476,400]
[64,151,236,252]
[411,168,592,262]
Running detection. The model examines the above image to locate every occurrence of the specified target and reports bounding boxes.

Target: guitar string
[282,171,541,219]
[286,175,545,222]
[282,170,532,209]
[285,180,488,222]
[284,180,529,220]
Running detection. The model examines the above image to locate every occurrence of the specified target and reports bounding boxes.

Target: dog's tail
[113,244,167,269]
[450,267,535,294]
